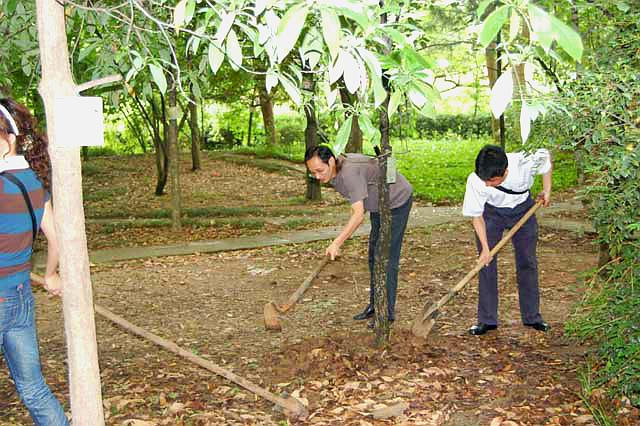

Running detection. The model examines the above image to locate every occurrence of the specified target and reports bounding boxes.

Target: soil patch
[4,223,636,425]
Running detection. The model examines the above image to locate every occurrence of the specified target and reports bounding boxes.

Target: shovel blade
[263,302,282,331]
[411,317,436,339]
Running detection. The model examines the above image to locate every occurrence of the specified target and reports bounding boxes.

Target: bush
[393,113,492,139]
[534,6,640,411]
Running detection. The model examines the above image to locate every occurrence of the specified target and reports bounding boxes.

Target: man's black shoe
[367,318,395,329]
[353,305,374,321]
[468,323,497,335]
[524,321,550,332]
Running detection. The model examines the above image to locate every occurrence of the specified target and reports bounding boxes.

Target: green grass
[229,135,578,204]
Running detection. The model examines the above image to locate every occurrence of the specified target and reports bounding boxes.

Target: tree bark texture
[304,100,322,201]
[35,0,105,423]
[258,83,277,146]
[188,92,201,171]
[373,5,392,347]
[168,75,181,231]
[485,42,501,144]
[339,88,363,153]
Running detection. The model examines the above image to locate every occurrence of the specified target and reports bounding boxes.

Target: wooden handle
[417,200,543,323]
[284,256,329,308]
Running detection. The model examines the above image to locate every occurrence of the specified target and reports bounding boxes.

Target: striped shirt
[0,156,49,290]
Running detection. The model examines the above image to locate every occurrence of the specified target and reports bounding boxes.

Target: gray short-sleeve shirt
[331,154,413,212]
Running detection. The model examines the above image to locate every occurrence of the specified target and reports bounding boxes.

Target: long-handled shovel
[264,256,329,331]
[411,200,543,339]
[30,273,308,419]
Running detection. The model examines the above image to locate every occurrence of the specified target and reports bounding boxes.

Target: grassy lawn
[227,135,578,204]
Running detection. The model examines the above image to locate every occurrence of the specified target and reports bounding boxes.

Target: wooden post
[35,0,105,424]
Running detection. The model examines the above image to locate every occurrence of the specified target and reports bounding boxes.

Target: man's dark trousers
[368,196,412,321]
[476,196,543,326]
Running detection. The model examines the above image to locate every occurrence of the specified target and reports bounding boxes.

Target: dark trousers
[368,196,412,320]
[476,197,543,326]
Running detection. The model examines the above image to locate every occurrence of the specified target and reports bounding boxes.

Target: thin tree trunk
[512,25,530,142]
[258,83,277,146]
[495,31,506,148]
[188,92,201,171]
[168,74,181,231]
[247,104,254,146]
[339,88,363,153]
[571,5,586,185]
[373,5,393,348]
[35,1,105,423]
[485,42,501,144]
[303,79,321,201]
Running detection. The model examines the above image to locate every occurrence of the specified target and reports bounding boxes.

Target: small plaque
[53,96,104,147]
[386,156,397,184]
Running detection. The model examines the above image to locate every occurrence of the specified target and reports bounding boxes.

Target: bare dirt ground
[4,223,638,425]
[1,155,637,425]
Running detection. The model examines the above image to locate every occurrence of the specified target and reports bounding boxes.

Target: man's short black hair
[475,145,508,180]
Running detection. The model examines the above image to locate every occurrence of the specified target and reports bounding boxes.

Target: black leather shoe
[367,318,395,329]
[524,321,550,332]
[353,305,374,321]
[468,323,497,335]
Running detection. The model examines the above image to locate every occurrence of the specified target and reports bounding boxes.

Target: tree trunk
[168,75,181,231]
[571,5,586,185]
[35,1,105,424]
[188,92,201,172]
[258,84,277,146]
[373,5,393,348]
[339,88,363,153]
[512,25,530,143]
[485,42,501,144]
[303,98,321,201]
[247,104,254,146]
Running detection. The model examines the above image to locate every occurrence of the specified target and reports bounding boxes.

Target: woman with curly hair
[0,97,69,425]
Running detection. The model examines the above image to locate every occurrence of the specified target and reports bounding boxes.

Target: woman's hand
[536,190,551,207]
[43,272,63,297]
[326,242,341,260]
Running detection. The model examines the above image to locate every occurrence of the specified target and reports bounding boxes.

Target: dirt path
[4,221,633,425]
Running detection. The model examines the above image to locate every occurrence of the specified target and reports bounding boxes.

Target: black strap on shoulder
[0,171,38,243]
[495,185,530,195]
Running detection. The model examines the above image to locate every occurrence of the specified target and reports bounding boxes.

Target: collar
[0,155,29,173]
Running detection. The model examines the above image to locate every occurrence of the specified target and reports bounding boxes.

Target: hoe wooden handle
[412,200,543,338]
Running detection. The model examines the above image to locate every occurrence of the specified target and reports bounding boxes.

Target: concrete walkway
[57,201,593,265]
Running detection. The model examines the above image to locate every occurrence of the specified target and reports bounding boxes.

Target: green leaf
[320,9,341,61]
[388,90,402,119]
[214,12,236,42]
[407,84,427,109]
[174,0,188,29]
[226,29,243,71]
[358,113,376,141]
[372,76,387,108]
[382,27,408,47]
[528,4,553,51]
[322,81,338,108]
[489,69,513,118]
[278,74,302,105]
[508,10,521,42]
[476,0,493,18]
[479,5,510,48]
[208,42,224,74]
[148,63,167,94]
[334,116,353,156]
[550,15,583,62]
[276,4,309,62]
[358,48,382,78]
[336,7,369,28]
[266,71,278,92]
[342,51,360,94]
